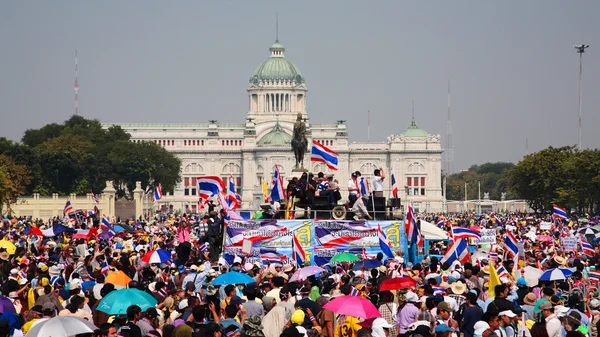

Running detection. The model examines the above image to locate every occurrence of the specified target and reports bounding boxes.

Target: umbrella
[330,252,360,263]
[0,296,16,314]
[25,316,97,337]
[351,259,383,271]
[142,249,172,264]
[212,271,256,286]
[96,288,158,315]
[323,295,381,319]
[576,227,600,237]
[0,240,16,255]
[539,268,573,281]
[113,225,125,233]
[289,266,325,283]
[379,277,417,291]
[105,270,132,287]
[536,235,553,242]
[515,266,543,287]
[98,231,114,240]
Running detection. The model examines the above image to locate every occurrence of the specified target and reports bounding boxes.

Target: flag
[292,232,306,266]
[440,238,469,265]
[261,253,283,265]
[436,220,445,227]
[100,261,109,276]
[24,226,44,237]
[269,165,285,202]
[101,214,115,232]
[310,140,339,170]
[496,265,509,280]
[18,270,27,281]
[391,170,398,198]
[63,200,73,215]
[451,226,481,240]
[405,204,423,247]
[90,190,99,204]
[553,205,568,219]
[40,224,76,237]
[197,176,226,200]
[261,181,269,203]
[157,286,168,300]
[488,262,502,299]
[199,243,209,254]
[581,239,595,257]
[227,175,241,210]
[432,286,446,295]
[494,216,503,227]
[504,231,519,256]
[488,246,498,262]
[589,271,600,283]
[361,248,368,260]
[378,224,394,258]
[358,176,369,197]
[350,287,360,296]
[154,185,163,202]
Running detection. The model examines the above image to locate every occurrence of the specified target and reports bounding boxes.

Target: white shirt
[348,179,358,195]
[545,314,561,337]
[373,176,384,192]
[272,201,281,212]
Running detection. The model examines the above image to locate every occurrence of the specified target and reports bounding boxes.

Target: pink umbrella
[323,295,381,319]
[536,235,553,242]
[289,266,326,283]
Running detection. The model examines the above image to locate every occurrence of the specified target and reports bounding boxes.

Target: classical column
[133,181,144,220]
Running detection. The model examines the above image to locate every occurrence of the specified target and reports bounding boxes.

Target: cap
[437,302,454,312]
[178,265,187,273]
[539,301,553,310]
[499,310,517,318]
[145,308,158,318]
[474,322,490,336]
[230,296,246,305]
[189,265,198,271]
[69,280,82,290]
[282,264,294,273]
[405,292,419,303]
[42,302,56,312]
[9,269,18,275]
[435,324,455,333]
[291,310,305,325]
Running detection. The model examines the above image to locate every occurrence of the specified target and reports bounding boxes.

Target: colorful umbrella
[539,268,573,281]
[96,288,157,315]
[212,271,256,285]
[536,235,553,242]
[379,277,417,291]
[25,316,97,337]
[141,249,171,264]
[323,295,381,319]
[289,266,326,283]
[0,296,16,314]
[330,252,360,263]
[105,270,132,288]
[351,259,383,271]
[576,227,600,237]
[0,240,16,255]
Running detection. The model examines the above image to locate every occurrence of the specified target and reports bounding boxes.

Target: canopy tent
[419,220,449,240]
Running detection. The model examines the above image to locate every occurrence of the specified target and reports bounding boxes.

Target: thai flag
[581,239,595,256]
[101,214,115,232]
[227,175,241,210]
[553,205,568,219]
[100,261,109,276]
[350,287,360,296]
[494,216,503,227]
[18,270,27,280]
[154,185,163,202]
[85,210,95,218]
[405,204,423,247]
[451,226,481,240]
[310,140,339,170]
[269,165,285,202]
[197,176,226,200]
[358,177,370,197]
[292,232,306,266]
[199,243,209,253]
[90,190,99,204]
[488,249,498,262]
[504,231,519,256]
[362,248,369,260]
[589,271,600,283]
[441,238,469,265]
[391,171,398,198]
[432,286,446,295]
[400,267,410,277]
[261,253,282,265]
[63,200,73,215]
[497,265,509,279]
[64,258,70,268]
[335,263,347,275]
[436,220,445,227]
[378,224,394,258]
[157,286,168,300]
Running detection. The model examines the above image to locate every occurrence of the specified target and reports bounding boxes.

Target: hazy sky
[1,1,599,171]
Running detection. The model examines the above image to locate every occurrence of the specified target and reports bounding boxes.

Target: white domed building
[108,39,445,213]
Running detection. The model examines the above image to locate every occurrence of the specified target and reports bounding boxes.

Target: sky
[1,1,599,172]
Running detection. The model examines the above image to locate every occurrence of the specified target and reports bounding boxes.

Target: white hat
[499,310,516,318]
[554,305,570,317]
[233,256,243,264]
[405,291,419,303]
[9,269,18,275]
[372,318,393,329]
[178,299,189,310]
[474,322,490,336]
[189,265,198,271]
[49,265,60,276]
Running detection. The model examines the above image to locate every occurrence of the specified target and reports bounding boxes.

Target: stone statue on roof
[292,113,308,170]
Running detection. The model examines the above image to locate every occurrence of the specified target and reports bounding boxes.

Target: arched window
[360,163,378,176]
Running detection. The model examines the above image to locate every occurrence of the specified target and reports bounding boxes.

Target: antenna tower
[445,80,454,174]
[74,50,79,115]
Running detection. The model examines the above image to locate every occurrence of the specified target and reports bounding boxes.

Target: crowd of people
[0,209,598,337]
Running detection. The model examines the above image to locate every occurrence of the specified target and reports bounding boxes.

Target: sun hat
[524,293,537,306]
[499,310,516,318]
[450,281,467,295]
[474,322,490,336]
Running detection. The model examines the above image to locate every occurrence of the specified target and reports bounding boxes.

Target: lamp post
[574,44,589,150]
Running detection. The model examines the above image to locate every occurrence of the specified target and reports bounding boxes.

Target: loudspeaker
[313,196,330,219]
[371,197,386,219]
[389,198,401,208]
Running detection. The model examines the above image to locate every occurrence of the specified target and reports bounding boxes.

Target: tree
[445,162,514,201]
[0,154,30,215]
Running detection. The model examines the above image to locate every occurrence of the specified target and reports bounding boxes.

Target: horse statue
[291,113,308,170]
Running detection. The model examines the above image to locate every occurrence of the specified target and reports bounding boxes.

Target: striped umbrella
[539,268,573,281]
[576,227,600,238]
[141,249,171,264]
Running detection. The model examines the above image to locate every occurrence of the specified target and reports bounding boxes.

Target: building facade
[108,40,445,213]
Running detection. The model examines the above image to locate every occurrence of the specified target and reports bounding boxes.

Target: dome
[257,122,292,147]
[402,120,429,137]
[250,40,305,84]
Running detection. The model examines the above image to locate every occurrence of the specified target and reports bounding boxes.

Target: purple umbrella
[98,231,114,240]
[289,266,326,283]
[0,296,15,314]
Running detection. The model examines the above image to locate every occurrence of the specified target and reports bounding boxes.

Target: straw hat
[450,281,467,295]
[554,256,566,265]
[524,293,536,306]
[482,265,490,274]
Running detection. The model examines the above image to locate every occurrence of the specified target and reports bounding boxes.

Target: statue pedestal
[288,168,308,181]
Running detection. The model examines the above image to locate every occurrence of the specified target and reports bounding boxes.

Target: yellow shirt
[334,316,361,337]
[22,318,40,334]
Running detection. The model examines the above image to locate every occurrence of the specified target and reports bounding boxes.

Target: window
[184,189,189,196]
[184,140,187,146]
[421,177,426,187]
[407,178,412,187]
[421,188,426,196]
[191,177,197,186]
[191,188,197,196]
[184,177,189,186]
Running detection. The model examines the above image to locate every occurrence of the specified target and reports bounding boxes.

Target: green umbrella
[97,288,158,315]
[330,252,360,263]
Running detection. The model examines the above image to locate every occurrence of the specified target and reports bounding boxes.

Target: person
[122,305,143,337]
[352,196,372,221]
[371,317,394,337]
[397,292,419,337]
[59,295,92,320]
[96,323,119,337]
[295,286,317,329]
[348,173,359,205]
[435,324,455,337]
[137,308,159,336]
[498,311,517,337]
[539,302,560,337]
[372,168,385,198]
[522,293,536,321]
[334,314,362,337]
[462,293,484,337]
[378,291,398,337]
[242,285,264,318]
[435,302,456,328]
[487,285,514,314]
[529,322,550,337]
[473,322,491,337]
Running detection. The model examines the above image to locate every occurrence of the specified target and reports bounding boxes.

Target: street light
[574,44,589,150]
